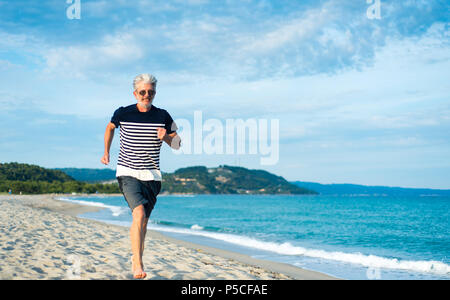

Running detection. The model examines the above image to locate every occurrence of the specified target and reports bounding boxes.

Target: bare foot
[131,255,147,279]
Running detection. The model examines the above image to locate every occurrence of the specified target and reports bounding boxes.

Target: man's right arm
[101,122,116,165]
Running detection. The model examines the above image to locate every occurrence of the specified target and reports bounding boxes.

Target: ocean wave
[148,223,450,276]
[190,224,204,230]
[55,197,128,217]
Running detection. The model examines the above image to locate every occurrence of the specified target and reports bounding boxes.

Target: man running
[101,73,181,279]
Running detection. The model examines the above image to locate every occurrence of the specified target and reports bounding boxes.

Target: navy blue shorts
[117,176,162,218]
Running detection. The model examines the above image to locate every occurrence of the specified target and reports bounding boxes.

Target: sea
[56,193,450,280]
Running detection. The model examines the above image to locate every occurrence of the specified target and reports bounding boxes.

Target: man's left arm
[157,128,181,150]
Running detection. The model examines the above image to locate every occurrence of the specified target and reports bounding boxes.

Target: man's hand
[157,127,181,150]
[157,127,167,141]
[101,122,116,165]
[101,153,110,165]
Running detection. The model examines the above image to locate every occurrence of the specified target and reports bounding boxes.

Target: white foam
[190,224,204,230]
[55,197,127,217]
[148,224,450,276]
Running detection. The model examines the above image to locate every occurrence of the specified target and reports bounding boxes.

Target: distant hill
[56,165,317,195]
[162,165,317,194]
[292,181,450,196]
[54,168,116,182]
[1,162,74,182]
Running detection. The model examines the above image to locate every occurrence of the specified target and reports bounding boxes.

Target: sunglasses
[138,89,156,97]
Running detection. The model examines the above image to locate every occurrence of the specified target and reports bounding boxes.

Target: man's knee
[132,205,146,221]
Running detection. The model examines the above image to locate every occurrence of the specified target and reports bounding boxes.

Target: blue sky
[0,0,449,189]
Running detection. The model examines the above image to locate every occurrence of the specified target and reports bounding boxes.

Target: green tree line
[0,180,120,195]
[0,163,119,195]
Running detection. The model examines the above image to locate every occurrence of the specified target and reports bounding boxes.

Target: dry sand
[0,194,337,280]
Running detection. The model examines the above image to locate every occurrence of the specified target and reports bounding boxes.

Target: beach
[0,194,335,280]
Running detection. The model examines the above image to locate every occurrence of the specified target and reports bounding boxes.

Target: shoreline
[0,194,337,280]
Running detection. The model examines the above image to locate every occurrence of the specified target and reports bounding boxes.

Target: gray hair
[133,73,157,90]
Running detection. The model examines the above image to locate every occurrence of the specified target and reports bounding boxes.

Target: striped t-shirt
[110,104,177,181]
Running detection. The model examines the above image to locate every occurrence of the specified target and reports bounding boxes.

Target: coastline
[0,194,337,280]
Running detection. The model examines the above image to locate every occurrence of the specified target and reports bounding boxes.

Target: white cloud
[3,0,442,84]
[0,59,18,70]
[29,118,68,126]
[0,90,38,111]
[174,0,209,5]
[82,0,208,18]
[0,31,42,51]
[1,17,447,130]
[238,6,332,54]
[43,32,144,78]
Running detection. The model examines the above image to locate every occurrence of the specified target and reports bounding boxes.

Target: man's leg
[135,218,149,274]
[142,217,149,255]
[130,205,147,279]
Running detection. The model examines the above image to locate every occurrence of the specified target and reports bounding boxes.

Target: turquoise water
[58,194,450,280]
